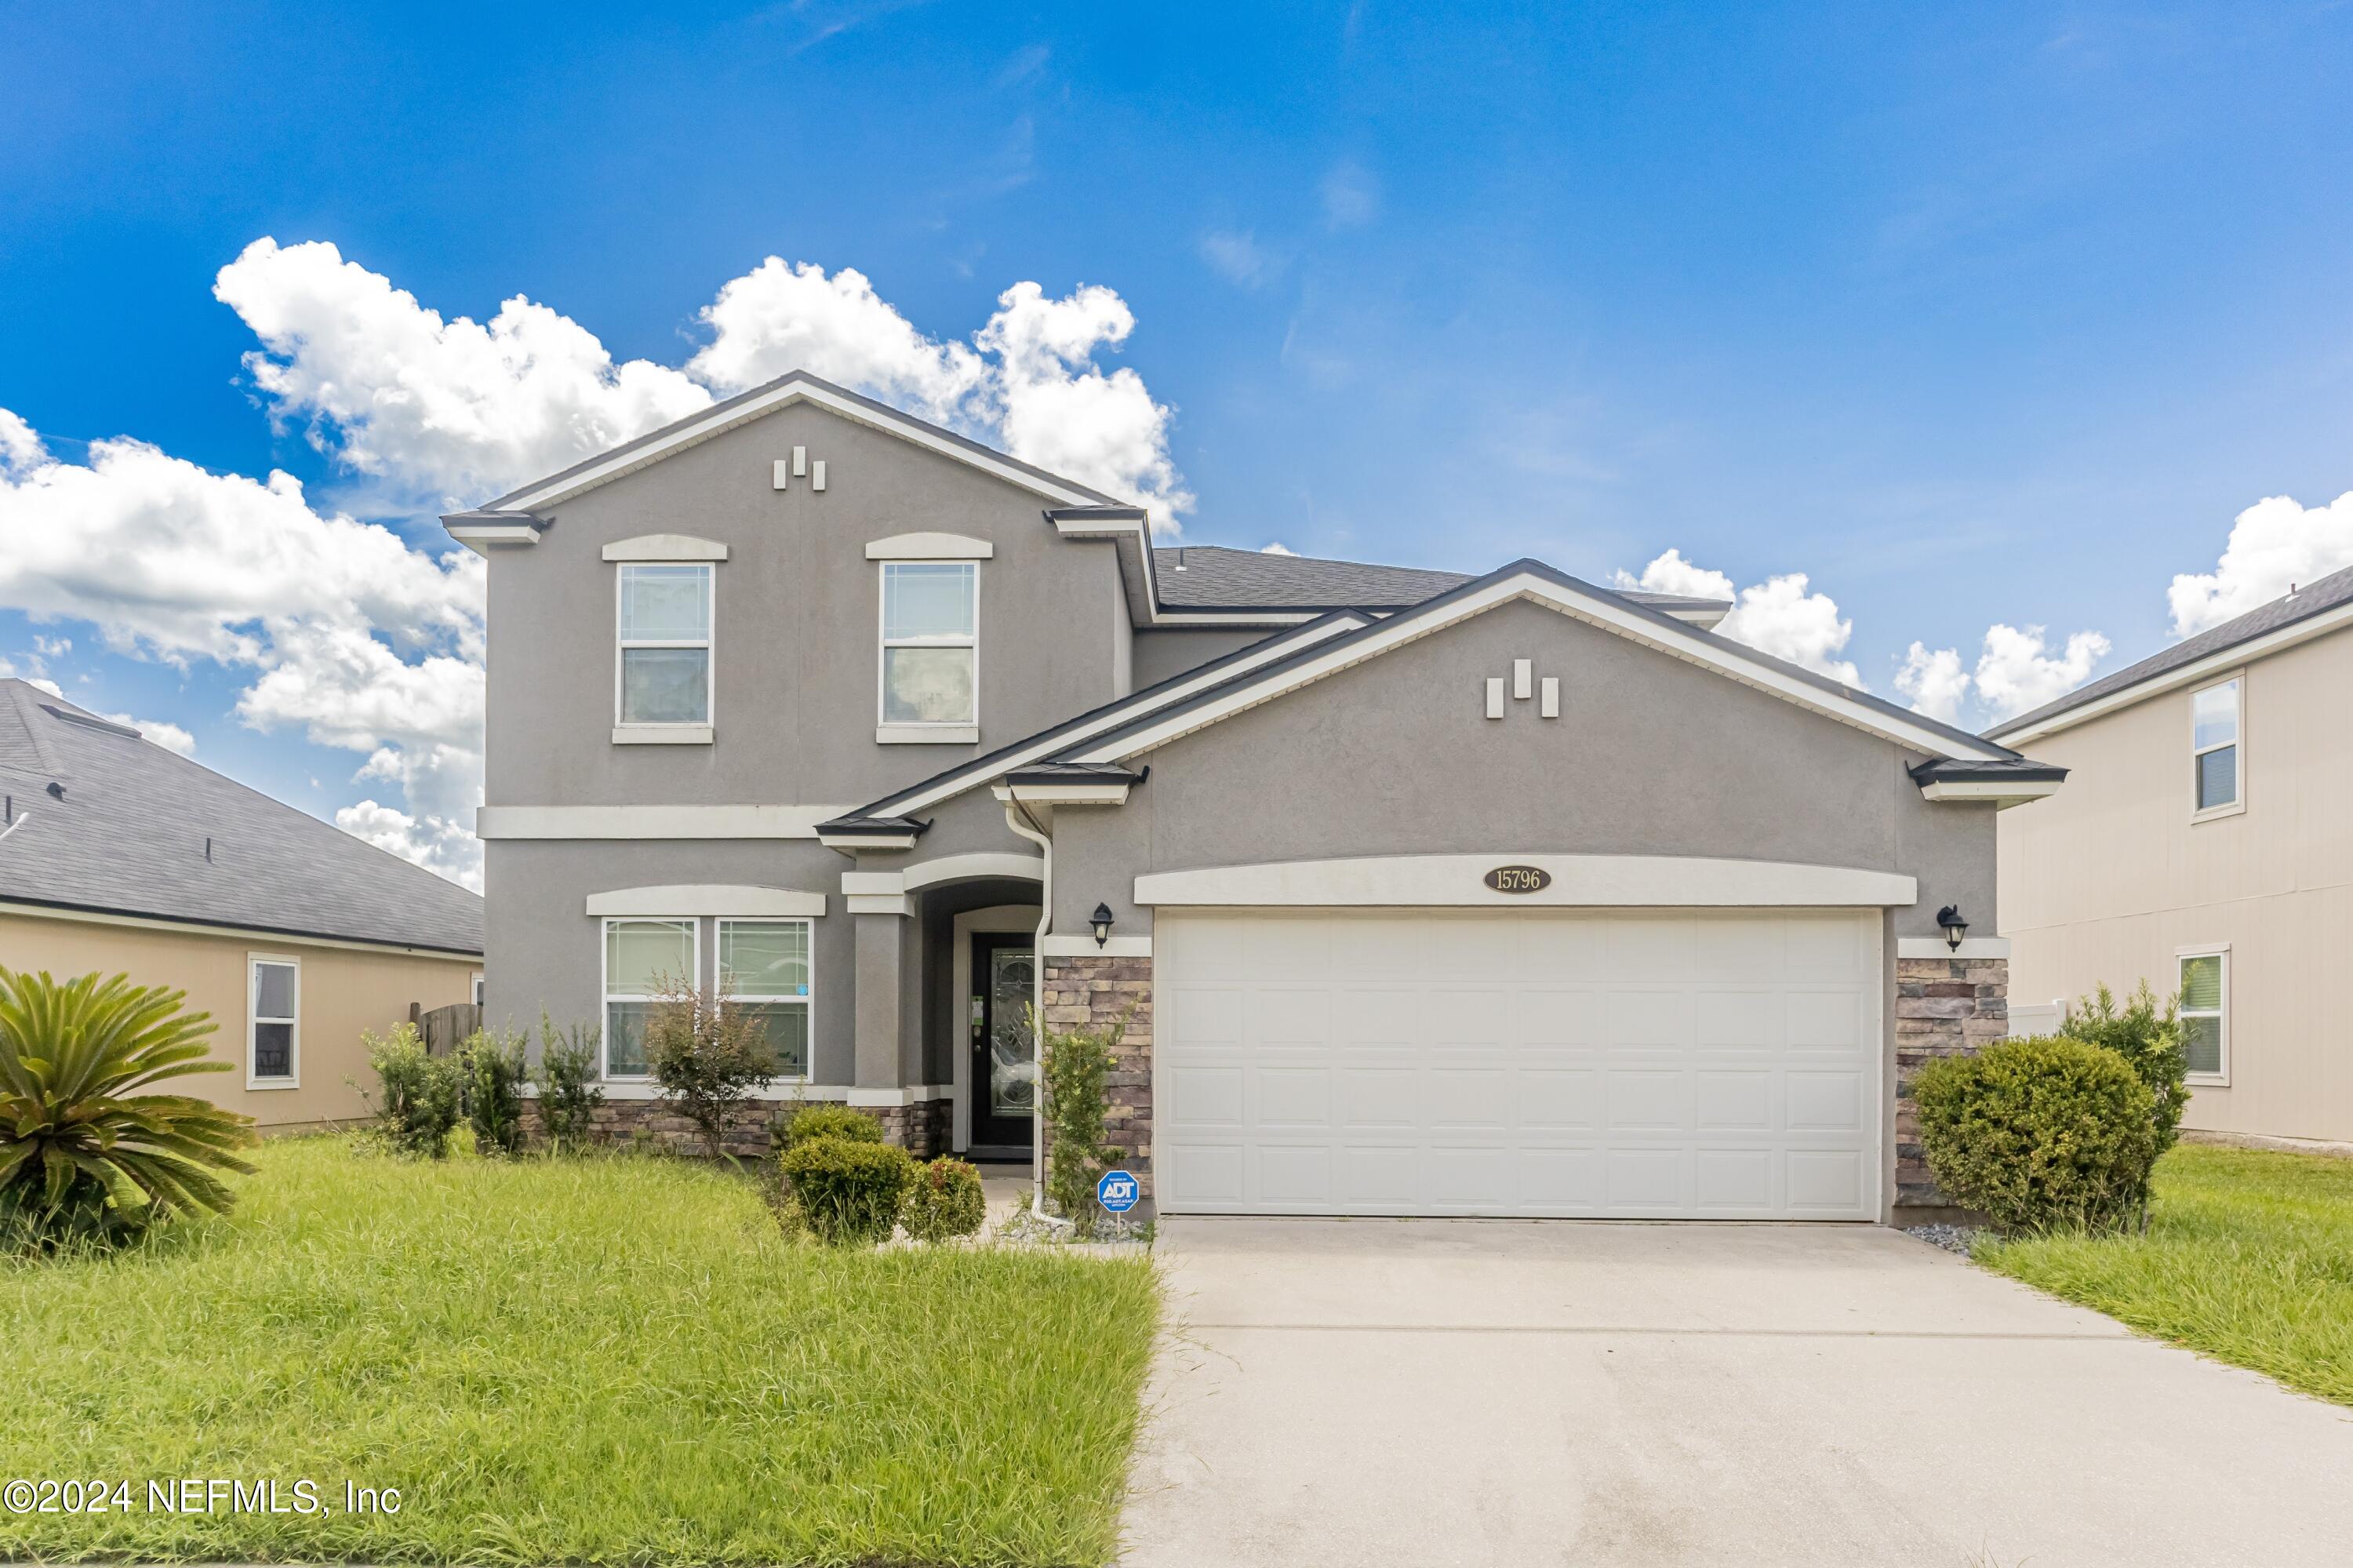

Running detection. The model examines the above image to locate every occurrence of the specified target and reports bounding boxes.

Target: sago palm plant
[0,968,260,1250]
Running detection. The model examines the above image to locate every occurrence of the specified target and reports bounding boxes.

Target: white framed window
[878,561,977,732]
[719,919,812,1079]
[616,563,713,729]
[2178,946,2229,1083]
[2191,676,2242,819]
[602,918,697,1079]
[247,955,300,1089]
[471,971,485,1009]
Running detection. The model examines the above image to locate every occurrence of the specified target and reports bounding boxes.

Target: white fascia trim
[592,1080,951,1104]
[846,893,916,916]
[446,523,542,555]
[1078,574,2014,765]
[820,831,919,851]
[878,724,980,745]
[905,851,1044,891]
[602,533,729,562]
[991,782,1133,805]
[613,724,714,745]
[0,899,481,962]
[1896,937,2013,960]
[1133,854,1919,909]
[1918,779,2062,808]
[498,380,1111,511]
[585,886,827,918]
[869,613,1370,820]
[1041,933,1152,957]
[1990,600,2353,747]
[865,532,995,560]
[476,804,849,839]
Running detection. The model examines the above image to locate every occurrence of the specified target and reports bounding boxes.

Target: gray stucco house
[449,372,2060,1221]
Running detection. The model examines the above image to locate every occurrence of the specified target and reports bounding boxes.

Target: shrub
[1040,1005,1127,1221]
[356,1024,465,1159]
[1913,1034,2160,1234]
[780,1136,915,1246]
[2063,980,2190,1162]
[644,977,775,1160]
[462,1026,531,1157]
[534,1014,604,1150]
[781,1103,882,1148]
[0,968,260,1252]
[902,1157,987,1242]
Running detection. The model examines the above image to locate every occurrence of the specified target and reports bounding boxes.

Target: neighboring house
[1988,566,2353,1146]
[0,679,483,1129]
[449,370,2060,1221]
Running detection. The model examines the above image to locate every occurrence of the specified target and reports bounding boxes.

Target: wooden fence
[411,1001,482,1057]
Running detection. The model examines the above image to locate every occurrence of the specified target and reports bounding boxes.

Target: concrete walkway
[1119,1218,2353,1567]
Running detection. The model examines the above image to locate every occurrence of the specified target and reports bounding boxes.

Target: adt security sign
[1096,1170,1140,1214]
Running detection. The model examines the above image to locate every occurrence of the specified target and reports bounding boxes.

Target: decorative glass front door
[972,934,1035,1151]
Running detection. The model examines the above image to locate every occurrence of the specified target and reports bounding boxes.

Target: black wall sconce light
[1936,904,1969,951]
[1089,902,1116,948]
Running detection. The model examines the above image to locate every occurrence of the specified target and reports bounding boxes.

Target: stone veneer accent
[522,1093,949,1159]
[1042,952,1155,1198]
[1893,955,2010,1211]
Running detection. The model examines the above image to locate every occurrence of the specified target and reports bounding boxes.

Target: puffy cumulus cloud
[1893,642,1972,723]
[0,409,41,472]
[687,258,987,417]
[1615,549,1859,686]
[215,238,713,507]
[2168,492,2353,636]
[1972,624,2111,721]
[97,712,197,756]
[1261,541,1297,555]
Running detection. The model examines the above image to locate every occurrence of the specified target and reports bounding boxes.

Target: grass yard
[0,1136,1161,1566]
[1980,1142,2353,1407]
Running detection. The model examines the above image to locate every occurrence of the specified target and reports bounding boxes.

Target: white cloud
[0,410,41,473]
[1261,541,1297,555]
[1616,549,1860,686]
[1320,160,1381,229]
[1972,624,2111,721]
[686,257,987,417]
[2167,491,2353,636]
[334,798,480,889]
[1893,642,1972,723]
[1199,228,1285,289]
[95,712,197,756]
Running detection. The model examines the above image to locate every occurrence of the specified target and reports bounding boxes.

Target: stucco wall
[1047,599,1995,940]
[1130,626,1277,688]
[0,911,476,1128]
[1998,628,2353,1141]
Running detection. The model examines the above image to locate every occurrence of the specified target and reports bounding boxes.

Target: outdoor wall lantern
[1089,902,1116,948]
[1936,904,1969,951]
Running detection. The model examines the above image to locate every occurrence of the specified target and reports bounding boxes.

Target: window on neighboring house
[2192,677,2241,814]
[2179,949,2228,1079]
[471,972,485,1009]
[720,919,812,1078]
[880,562,977,727]
[604,918,696,1077]
[249,956,299,1086]
[616,563,712,726]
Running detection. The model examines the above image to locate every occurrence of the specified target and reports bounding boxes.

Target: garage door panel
[1156,908,1879,1220]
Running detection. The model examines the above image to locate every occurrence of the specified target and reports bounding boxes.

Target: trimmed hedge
[902,1158,987,1242]
[780,1136,915,1246]
[1913,1034,2158,1234]
[781,1103,882,1148]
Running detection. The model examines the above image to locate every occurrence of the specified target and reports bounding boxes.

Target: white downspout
[1002,795,1052,1211]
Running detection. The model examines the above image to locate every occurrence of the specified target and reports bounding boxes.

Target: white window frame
[2190,674,2244,822]
[876,560,980,741]
[2177,944,2231,1086]
[717,917,814,1082]
[613,562,715,739]
[471,970,485,1009]
[246,953,300,1090]
[601,917,699,1081]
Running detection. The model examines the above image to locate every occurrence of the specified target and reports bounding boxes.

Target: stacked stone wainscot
[1041,952,1155,1202]
[522,1094,948,1159]
[1893,955,2009,1213]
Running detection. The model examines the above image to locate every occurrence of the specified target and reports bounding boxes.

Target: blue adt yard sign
[1096,1170,1140,1213]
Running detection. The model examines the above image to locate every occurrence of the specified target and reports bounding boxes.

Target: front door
[969,933,1037,1155]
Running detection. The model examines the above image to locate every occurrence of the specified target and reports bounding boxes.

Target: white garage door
[1155,908,1882,1220]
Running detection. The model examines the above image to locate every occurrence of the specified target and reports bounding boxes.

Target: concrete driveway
[1119,1218,2353,1567]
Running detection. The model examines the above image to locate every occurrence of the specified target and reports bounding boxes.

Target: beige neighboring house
[1988,565,2353,1146]
[0,679,483,1130]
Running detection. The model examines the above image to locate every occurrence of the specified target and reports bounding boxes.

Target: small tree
[1037,1004,1129,1223]
[535,1013,604,1150]
[644,976,776,1160]
[355,1023,464,1159]
[462,1025,531,1157]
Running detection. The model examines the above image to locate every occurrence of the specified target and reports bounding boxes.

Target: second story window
[880,562,977,729]
[617,563,712,727]
[2191,676,2241,817]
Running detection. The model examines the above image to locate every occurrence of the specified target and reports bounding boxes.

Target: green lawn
[0,1137,1161,1566]
[1980,1142,2353,1407]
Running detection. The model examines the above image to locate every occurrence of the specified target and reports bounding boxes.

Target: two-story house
[449,371,2060,1221]
[1989,565,2353,1148]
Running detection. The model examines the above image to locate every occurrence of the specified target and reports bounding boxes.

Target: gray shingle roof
[1988,562,2353,738]
[0,681,482,955]
[1151,545,1728,617]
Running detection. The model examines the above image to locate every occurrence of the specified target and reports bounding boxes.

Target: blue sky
[5,2,2353,882]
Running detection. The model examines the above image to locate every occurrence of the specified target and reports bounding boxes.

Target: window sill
[613,725,714,745]
[876,724,979,745]
[2186,1073,2231,1089]
[2190,801,2246,824]
[246,1077,300,1091]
